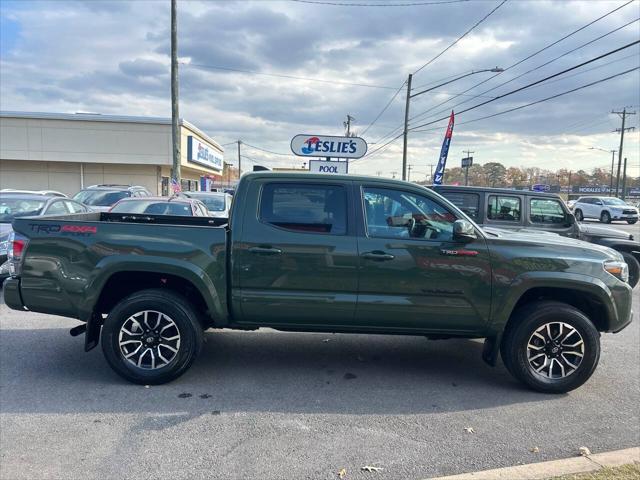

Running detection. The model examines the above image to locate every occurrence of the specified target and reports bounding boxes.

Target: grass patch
[550,463,640,479]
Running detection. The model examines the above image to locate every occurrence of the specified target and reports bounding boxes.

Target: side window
[487,195,521,222]
[530,198,566,224]
[260,183,347,235]
[441,192,480,221]
[64,201,86,213]
[44,201,69,216]
[363,187,456,240]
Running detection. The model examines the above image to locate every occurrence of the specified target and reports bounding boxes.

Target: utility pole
[401,74,412,181]
[170,0,181,192]
[427,163,436,182]
[237,140,241,180]
[567,170,572,198]
[462,149,474,186]
[609,150,617,196]
[621,157,627,200]
[391,171,398,179]
[407,164,413,182]
[376,171,382,177]
[344,114,356,137]
[612,107,636,197]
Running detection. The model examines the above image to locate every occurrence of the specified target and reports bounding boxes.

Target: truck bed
[10,212,229,323]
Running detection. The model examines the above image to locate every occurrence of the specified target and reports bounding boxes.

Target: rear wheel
[574,209,583,221]
[501,301,600,393]
[600,211,611,223]
[101,289,203,384]
[620,251,639,288]
[627,219,637,224]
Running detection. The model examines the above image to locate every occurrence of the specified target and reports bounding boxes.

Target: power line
[412,67,639,131]
[290,0,469,6]
[182,62,397,90]
[410,40,640,131]
[412,0,507,76]
[242,142,296,157]
[409,15,639,124]
[407,0,636,123]
[361,80,406,136]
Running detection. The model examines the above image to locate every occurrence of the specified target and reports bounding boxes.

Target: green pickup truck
[2,173,633,393]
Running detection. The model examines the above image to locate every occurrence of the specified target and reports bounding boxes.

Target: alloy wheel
[526,322,584,379]
[118,310,181,369]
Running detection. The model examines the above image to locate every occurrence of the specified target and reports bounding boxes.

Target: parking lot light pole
[589,146,617,196]
[402,67,504,180]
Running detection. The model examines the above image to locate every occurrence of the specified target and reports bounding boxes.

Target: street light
[589,146,617,196]
[402,67,504,181]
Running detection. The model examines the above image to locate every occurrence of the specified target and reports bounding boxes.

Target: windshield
[602,198,627,206]
[0,197,46,223]
[74,190,130,206]
[192,195,226,211]
[111,200,193,216]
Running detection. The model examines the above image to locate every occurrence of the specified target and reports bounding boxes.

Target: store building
[0,111,224,196]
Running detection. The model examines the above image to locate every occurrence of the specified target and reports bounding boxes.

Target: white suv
[573,196,638,224]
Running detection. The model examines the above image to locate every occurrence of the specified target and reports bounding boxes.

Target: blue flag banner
[433,111,455,185]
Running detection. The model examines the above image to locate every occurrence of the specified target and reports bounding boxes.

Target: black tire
[574,209,583,221]
[101,289,203,385]
[501,301,600,394]
[620,251,640,288]
[627,219,637,225]
[600,211,611,223]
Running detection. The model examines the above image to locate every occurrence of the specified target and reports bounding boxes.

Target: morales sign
[309,160,348,174]
[187,136,223,173]
[290,134,367,159]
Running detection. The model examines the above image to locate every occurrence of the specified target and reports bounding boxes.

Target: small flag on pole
[171,177,181,194]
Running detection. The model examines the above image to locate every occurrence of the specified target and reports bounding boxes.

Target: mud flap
[482,334,501,366]
[84,313,103,352]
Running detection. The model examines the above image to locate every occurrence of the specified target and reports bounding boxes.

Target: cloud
[0,0,638,177]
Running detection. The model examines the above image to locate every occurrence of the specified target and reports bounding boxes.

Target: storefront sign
[290,134,367,159]
[309,160,348,174]
[187,136,223,172]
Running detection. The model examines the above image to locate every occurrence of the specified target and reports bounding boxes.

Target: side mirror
[453,219,477,243]
[565,213,576,226]
[595,201,603,205]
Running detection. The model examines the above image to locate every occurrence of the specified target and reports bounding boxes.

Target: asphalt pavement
[0,282,638,480]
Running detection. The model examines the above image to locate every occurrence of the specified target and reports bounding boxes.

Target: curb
[429,447,640,480]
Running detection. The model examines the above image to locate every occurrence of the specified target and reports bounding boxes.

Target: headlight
[603,260,629,283]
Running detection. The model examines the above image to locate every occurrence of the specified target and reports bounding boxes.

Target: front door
[355,184,492,334]
[234,180,359,328]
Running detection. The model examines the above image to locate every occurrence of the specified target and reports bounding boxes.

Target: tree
[483,162,507,187]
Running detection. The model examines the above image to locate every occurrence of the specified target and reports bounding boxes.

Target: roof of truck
[433,184,561,198]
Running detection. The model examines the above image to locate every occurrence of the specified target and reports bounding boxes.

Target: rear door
[355,183,492,334]
[233,179,359,327]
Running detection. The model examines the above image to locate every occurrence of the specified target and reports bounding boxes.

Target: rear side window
[44,201,69,216]
[487,195,521,222]
[260,183,347,235]
[440,192,480,221]
[530,198,566,224]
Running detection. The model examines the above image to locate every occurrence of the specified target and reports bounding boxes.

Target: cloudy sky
[1,0,639,179]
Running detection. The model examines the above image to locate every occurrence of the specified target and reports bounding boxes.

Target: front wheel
[101,289,203,384]
[620,251,639,288]
[501,301,600,393]
[600,211,611,223]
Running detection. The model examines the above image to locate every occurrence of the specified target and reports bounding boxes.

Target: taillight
[7,232,28,277]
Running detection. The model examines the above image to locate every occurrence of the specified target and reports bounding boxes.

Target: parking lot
[1,280,638,480]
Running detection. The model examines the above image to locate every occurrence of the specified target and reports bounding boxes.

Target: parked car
[572,196,638,224]
[179,191,232,218]
[1,188,67,197]
[0,192,89,280]
[3,173,633,393]
[433,185,640,287]
[73,184,151,212]
[109,196,210,217]
[566,199,576,210]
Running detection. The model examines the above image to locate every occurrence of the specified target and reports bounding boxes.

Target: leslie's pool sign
[290,134,367,159]
[309,160,348,174]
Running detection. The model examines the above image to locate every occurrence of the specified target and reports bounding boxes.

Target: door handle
[248,246,283,255]
[362,251,395,261]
